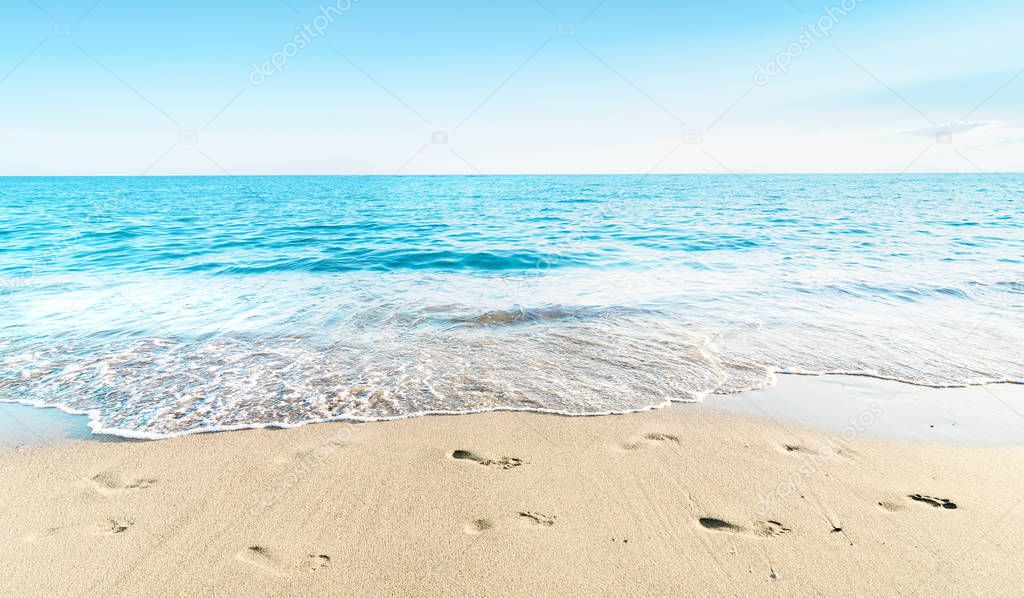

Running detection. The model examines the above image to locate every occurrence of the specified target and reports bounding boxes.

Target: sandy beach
[3,378,1024,597]
[4,0,1022,594]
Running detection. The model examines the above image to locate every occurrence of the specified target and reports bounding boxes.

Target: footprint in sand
[620,433,680,451]
[753,520,792,537]
[238,545,286,575]
[273,440,346,465]
[89,471,158,494]
[780,440,860,459]
[464,518,495,535]
[26,518,134,541]
[908,494,958,510]
[878,500,905,512]
[518,511,556,527]
[698,517,745,533]
[465,512,556,533]
[22,526,66,543]
[451,450,523,470]
[303,554,331,572]
[238,546,333,575]
[699,517,790,538]
[98,518,134,535]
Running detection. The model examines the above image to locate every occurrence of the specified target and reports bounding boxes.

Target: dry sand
[2,400,1024,597]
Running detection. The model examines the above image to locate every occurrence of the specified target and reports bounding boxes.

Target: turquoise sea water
[1,175,1022,438]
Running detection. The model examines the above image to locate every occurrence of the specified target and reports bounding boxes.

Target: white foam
[1,268,1021,439]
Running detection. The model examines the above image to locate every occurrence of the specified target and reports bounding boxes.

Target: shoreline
[6,374,1024,448]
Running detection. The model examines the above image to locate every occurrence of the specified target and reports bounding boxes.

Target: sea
[1,174,1021,438]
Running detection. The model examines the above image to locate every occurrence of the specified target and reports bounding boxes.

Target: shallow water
[1,174,1021,438]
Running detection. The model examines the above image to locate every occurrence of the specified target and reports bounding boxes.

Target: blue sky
[1,0,1022,174]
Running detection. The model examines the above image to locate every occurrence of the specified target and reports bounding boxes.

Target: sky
[1,0,1022,175]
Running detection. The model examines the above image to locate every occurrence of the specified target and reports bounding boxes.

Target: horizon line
[1,171,1020,178]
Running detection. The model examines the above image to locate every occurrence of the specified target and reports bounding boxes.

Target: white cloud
[0,129,45,140]
[902,120,1024,150]
[904,120,997,137]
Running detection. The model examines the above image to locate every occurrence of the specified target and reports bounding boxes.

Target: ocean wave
[2,174,1022,438]
[168,250,598,274]
[2,298,1022,439]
